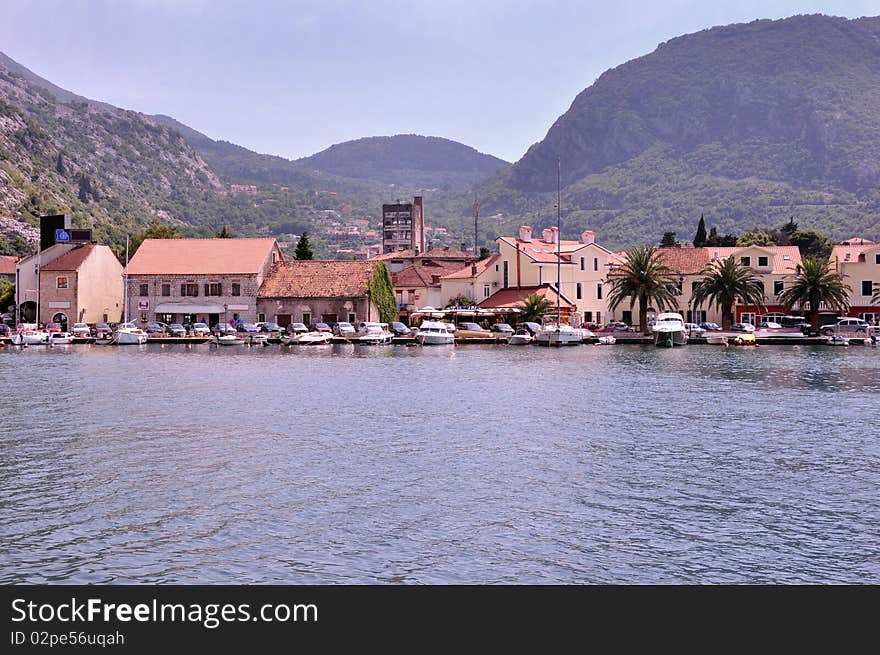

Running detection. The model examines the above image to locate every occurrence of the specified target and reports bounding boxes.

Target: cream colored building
[830,238,880,322]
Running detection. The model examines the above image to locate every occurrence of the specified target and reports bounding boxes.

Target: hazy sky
[2,1,877,162]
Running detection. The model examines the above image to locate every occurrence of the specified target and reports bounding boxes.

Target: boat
[12,329,50,345]
[507,329,534,345]
[247,333,269,346]
[296,331,333,345]
[217,334,245,346]
[49,331,74,345]
[114,322,148,345]
[414,320,455,345]
[826,335,850,346]
[731,333,757,346]
[534,158,581,347]
[652,312,688,347]
[358,322,394,345]
[706,334,728,345]
[597,335,616,345]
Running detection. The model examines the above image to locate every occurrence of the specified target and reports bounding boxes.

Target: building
[125,238,283,326]
[381,196,425,254]
[440,226,616,325]
[372,245,476,274]
[391,261,465,322]
[257,260,384,326]
[830,237,880,323]
[0,255,16,284]
[15,243,123,326]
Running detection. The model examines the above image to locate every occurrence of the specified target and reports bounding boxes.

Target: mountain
[297,135,508,190]
[480,14,880,247]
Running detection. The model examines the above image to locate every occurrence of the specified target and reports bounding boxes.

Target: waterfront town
[2,199,879,348]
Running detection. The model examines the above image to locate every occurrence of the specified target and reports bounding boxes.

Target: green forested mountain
[297,135,508,190]
[474,14,880,248]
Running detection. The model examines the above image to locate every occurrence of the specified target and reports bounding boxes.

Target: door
[276,314,291,327]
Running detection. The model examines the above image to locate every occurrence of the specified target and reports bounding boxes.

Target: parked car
[324,321,340,334]
[731,322,756,333]
[91,322,112,338]
[145,322,168,334]
[684,323,705,337]
[309,323,332,333]
[516,322,542,335]
[239,322,259,333]
[388,321,411,336]
[286,322,308,335]
[821,317,870,336]
[699,322,722,331]
[257,321,282,333]
[334,322,356,336]
[213,323,238,335]
[603,321,630,332]
[71,322,91,337]
[490,323,514,334]
[167,323,187,337]
[759,321,783,329]
[0,324,10,336]
[45,322,62,333]
[458,321,489,332]
[191,322,211,336]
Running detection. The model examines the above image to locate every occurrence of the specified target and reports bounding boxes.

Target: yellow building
[830,238,880,323]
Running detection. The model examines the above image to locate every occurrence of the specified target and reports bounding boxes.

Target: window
[139,283,148,297]
[597,283,603,300]
[348,313,356,323]
[622,310,633,325]
[272,252,277,264]
[56,276,68,289]
[595,312,601,325]
[576,283,582,300]
[483,284,490,298]
[774,280,784,296]
[583,311,593,323]
[302,312,311,325]
[580,257,584,271]
[231,283,241,296]
[862,280,873,297]
[495,264,499,272]
[158,313,173,324]
[205,282,222,296]
[161,284,171,297]
[181,283,199,297]
[593,257,599,272]
[741,312,756,325]
[758,256,769,267]
[740,256,751,267]
[502,261,509,289]
[876,254,880,265]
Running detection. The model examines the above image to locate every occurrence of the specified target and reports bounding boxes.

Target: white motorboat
[597,335,616,345]
[13,329,50,345]
[507,329,534,345]
[415,320,455,345]
[826,335,849,346]
[652,312,688,347]
[49,331,74,345]
[297,331,333,345]
[535,323,582,346]
[706,334,728,345]
[217,334,245,346]
[358,323,394,345]
[114,322,148,345]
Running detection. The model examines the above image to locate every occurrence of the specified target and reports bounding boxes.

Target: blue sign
[55,229,70,243]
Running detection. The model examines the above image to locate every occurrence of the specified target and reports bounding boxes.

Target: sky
[1,0,878,163]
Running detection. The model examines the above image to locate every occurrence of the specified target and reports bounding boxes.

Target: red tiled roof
[479,285,575,309]
[0,255,17,275]
[392,262,463,288]
[831,239,880,264]
[441,255,499,280]
[41,244,97,271]
[614,246,802,276]
[373,246,475,261]
[127,238,279,275]
[258,260,377,298]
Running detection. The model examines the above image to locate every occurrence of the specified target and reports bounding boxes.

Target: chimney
[542,228,553,243]
[581,230,595,244]
[550,226,559,244]
[519,225,532,241]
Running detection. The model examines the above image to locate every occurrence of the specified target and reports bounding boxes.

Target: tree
[519,293,553,323]
[294,232,314,260]
[606,246,680,334]
[445,293,475,308]
[55,151,66,176]
[693,214,708,247]
[789,230,832,261]
[736,229,774,247]
[873,283,880,306]
[778,257,851,334]
[216,225,232,238]
[129,218,182,258]
[781,218,799,237]
[691,257,766,331]
[660,231,679,247]
[479,247,492,260]
[0,279,14,314]
[368,262,397,322]
[704,227,738,247]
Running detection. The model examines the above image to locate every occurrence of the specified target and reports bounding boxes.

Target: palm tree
[691,257,766,331]
[519,293,553,323]
[606,245,680,334]
[778,257,851,334]
[872,283,880,305]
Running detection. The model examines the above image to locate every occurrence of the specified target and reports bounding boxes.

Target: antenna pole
[556,157,561,328]
[472,197,480,257]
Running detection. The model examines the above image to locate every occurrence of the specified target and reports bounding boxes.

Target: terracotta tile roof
[498,236,609,264]
[831,238,880,264]
[127,238,279,275]
[373,246,475,261]
[41,244,98,271]
[479,285,575,309]
[0,255,17,275]
[258,260,377,298]
[441,255,499,280]
[614,246,802,276]
[392,262,464,288]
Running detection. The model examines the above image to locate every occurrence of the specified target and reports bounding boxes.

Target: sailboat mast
[556,157,561,327]
[123,235,129,323]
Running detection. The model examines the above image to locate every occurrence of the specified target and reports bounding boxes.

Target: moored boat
[507,329,534,345]
[114,322,148,345]
[826,335,849,346]
[49,331,74,345]
[358,323,394,345]
[597,335,616,345]
[297,331,333,345]
[217,334,245,346]
[414,320,455,345]
[652,312,688,347]
[534,322,582,346]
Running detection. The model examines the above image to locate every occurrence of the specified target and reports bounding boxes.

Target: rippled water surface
[1,342,878,583]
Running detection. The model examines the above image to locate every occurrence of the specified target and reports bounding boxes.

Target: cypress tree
[693,214,707,247]
[294,232,314,260]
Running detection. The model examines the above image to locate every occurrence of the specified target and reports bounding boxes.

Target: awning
[154,303,226,314]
